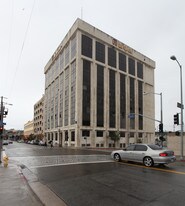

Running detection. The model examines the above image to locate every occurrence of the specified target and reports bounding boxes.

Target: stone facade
[34,95,44,139]
[166,132,185,156]
[24,120,34,138]
[44,18,155,148]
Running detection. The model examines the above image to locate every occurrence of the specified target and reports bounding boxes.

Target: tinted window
[109,69,115,128]
[130,77,135,129]
[81,35,92,58]
[126,145,135,151]
[138,81,143,130]
[120,74,126,129]
[135,145,147,151]
[96,41,105,63]
[82,60,91,126]
[129,57,135,75]
[97,131,103,137]
[108,47,116,68]
[97,65,104,127]
[119,53,126,72]
[137,62,143,79]
[148,144,163,150]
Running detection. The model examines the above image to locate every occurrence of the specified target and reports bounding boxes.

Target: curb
[21,166,67,206]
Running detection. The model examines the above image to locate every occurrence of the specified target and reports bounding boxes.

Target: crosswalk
[10,154,113,169]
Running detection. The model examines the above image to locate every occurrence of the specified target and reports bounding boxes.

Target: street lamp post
[143,92,163,125]
[170,55,184,160]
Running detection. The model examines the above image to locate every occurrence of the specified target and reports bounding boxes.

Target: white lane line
[29,160,114,169]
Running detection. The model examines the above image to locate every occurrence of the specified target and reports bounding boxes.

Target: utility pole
[0,96,12,163]
[0,96,4,163]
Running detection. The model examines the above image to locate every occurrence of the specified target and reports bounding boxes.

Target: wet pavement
[2,142,185,206]
[0,160,42,206]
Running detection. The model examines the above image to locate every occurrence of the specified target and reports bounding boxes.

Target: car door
[121,145,135,161]
[133,145,148,162]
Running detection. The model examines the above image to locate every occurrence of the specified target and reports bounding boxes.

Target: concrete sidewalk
[0,162,43,206]
[0,151,67,206]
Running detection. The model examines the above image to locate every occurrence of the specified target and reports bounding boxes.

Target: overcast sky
[0,0,184,131]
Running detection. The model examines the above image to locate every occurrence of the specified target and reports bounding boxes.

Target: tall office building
[44,18,155,148]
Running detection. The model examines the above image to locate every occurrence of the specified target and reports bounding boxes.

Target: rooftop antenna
[81,7,83,20]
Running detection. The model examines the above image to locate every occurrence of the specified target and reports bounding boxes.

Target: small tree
[110,131,120,145]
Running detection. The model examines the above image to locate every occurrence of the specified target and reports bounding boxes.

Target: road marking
[30,160,113,169]
[118,162,185,175]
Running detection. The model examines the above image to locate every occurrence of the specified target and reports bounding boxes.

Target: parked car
[3,140,9,145]
[8,140,13,144]
[111,144,176,167]
[39,140,46,146]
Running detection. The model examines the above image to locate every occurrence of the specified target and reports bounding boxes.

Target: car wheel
[143,157,153,167]
[114,153,121,162]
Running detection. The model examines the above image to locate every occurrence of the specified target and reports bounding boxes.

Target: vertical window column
[97,65,104,127]
[138,81,143,130]
[109,70,116,128]
[130,77,135,129]
[120,74,126,128]
[82,60,91,126]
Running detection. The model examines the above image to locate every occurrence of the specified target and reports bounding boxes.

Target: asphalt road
[5,142,185,206]
[32,162,185,206]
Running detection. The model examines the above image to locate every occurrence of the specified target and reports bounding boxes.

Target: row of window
[82,59,143,130]
[81,34,143,79]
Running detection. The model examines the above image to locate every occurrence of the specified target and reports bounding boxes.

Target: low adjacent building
[24,120,34,139]
[34,95,44,140]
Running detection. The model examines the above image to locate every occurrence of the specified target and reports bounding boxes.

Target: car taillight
[159,152,168,157]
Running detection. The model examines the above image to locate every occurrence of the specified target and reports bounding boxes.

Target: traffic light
[174,113,179,125]
[0,126,3,134]
[159,123,163,133]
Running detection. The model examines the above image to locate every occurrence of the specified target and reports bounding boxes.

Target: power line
[9,0,36,97]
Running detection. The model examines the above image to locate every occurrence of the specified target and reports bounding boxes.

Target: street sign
[128,113,135,119]
[177,102,184,109]
[0,121,6,126]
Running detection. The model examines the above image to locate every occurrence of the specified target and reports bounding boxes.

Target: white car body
[111,144,176,167]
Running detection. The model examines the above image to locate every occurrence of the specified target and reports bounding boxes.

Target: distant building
[24,120,34,138]
[34,95,44,139]
[44,18,155,148]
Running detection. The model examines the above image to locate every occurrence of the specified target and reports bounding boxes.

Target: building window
[96,41,105,63]
[59,73,64,127]
[120,143,126,148]
[138,81,143,130]
[55,133,58,141]
[119,52,126,72]
[64,68,69,126]
[82,130,90,137]
[109,69,116,128]
[59,51,64,73]
[139,133,143,138]
[71,61,76,125]
[97,65,104,127]
[71,131,75,141]
[65,43,70,66]
[129,57,135,76]
[137,62,143,79]
[81,34,92,58]
[97,131,103,137]
[130,77,135,129]
[108,47,116,68]
[82,60,91,126]
[120,132,125,137]
[71,36,76,60]
[120,74,126,129]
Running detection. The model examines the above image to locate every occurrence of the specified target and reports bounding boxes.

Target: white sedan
[111,144,176,167]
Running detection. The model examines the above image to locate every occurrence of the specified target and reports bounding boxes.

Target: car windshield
[148,144,163,150]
